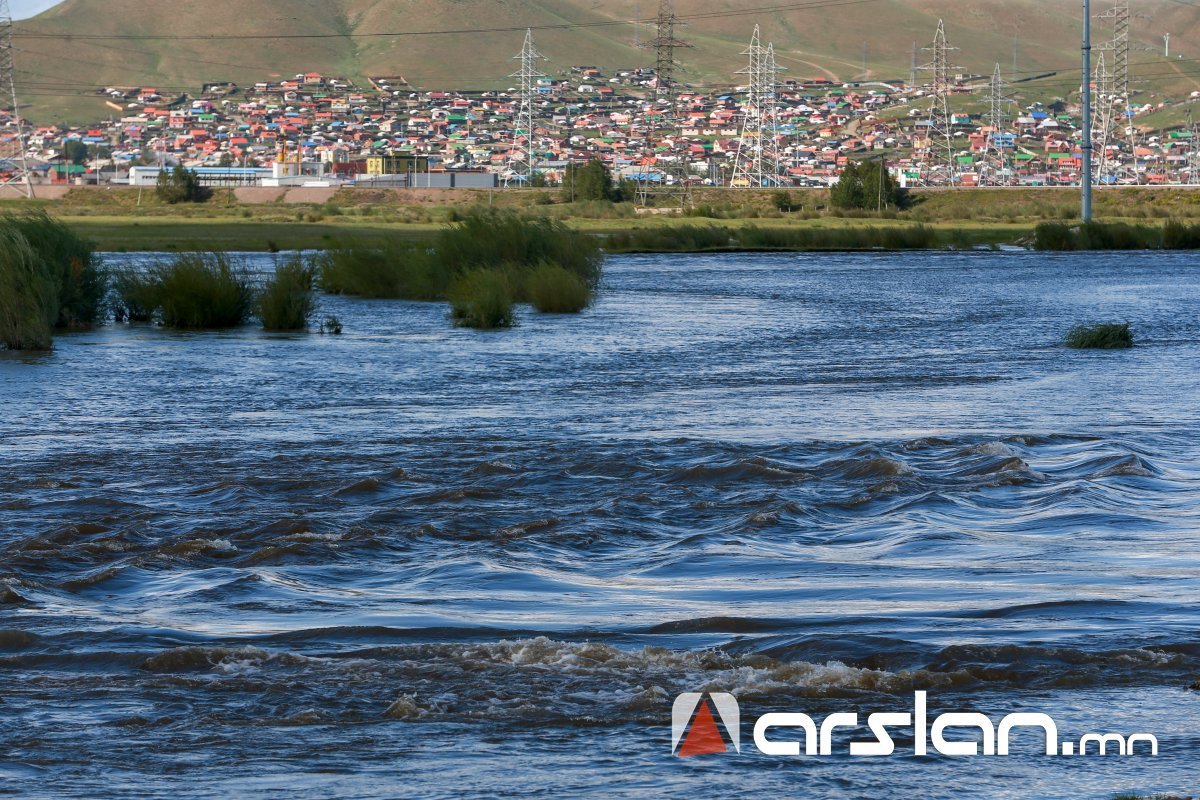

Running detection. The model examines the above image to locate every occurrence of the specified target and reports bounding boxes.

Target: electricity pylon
[639,0,694,206]
[731,26,784,187]
[508,28,547,186]
[917,20,960,187]
[984,64,1012,186]
[0,0,33,198]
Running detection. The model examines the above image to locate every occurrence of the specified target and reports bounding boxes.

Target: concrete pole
[1082,0,1094,221]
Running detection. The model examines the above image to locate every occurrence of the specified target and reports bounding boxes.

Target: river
[1,250,1198,798]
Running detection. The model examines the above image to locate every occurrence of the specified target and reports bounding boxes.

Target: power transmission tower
[731,26,784,188]
[1091,51,1116,185]
[917,19,960,186]
[508,28,547,186]
[1187,111,1200,185]
[1098,1,1140,182]
[984,64,1012,186]
[639,0,693,206]
[909,42,918,87]
[0,0,33,198]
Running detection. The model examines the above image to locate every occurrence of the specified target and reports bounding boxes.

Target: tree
[561,158,621,203]
[830,159,901,211]
[156,165,209,204]
[830,162,864,209]
[62,139,89,165]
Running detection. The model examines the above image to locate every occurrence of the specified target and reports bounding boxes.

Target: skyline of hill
[13,0,1200,123]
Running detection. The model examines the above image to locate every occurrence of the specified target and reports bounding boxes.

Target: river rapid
[1,250,1198,798]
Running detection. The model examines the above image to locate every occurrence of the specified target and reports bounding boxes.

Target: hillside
[14,0,1200,122]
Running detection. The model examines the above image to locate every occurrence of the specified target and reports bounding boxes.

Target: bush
[156,165,210,204]
[317,239,443,299]
[111,267,162,322]
[0,228,55,350]
[155,253,253,329]
[526,263,592,313]
[1066,323,1133,349]
[259,257,316,331]
[449,268,515,329]
[3,213,104,329]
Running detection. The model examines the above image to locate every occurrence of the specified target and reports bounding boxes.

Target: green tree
[830,162,864,209]
[218,152,235,168]
[561,159,620,203]
[62,139,89,165]
[857,159,901,211]
[830,159,900,211]
[156,165,209,204]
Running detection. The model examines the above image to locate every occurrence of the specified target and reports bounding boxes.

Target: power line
[12,0,890,41]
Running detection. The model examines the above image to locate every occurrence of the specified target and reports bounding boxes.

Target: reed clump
[0,213,103,350]
[449,268,515,329]
[259,257,316,331]
[316,239,444,300]
[526,262,593,313]
[1035,221,1163,251]
[157,253,252,328]
[1066,323,1134,349]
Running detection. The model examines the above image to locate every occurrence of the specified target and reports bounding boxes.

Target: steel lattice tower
[917,20,960,187]
[1187,112,1200,186]
[1091,51,1116,185]
[508,28,547,185]
[1098,1,1139,182]
[0,0,32,198]
[984,64,1012,187]
[639,0,693,206]
[731,26,784,188]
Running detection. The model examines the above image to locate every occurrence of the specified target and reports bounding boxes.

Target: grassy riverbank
[5,186,1200,253]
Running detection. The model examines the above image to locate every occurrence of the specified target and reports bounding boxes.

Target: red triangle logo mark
[677,700,728,757]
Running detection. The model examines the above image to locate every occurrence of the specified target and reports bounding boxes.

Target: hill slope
[14,0,1200,122]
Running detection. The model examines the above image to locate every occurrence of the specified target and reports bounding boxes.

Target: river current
[1,250,1198,798]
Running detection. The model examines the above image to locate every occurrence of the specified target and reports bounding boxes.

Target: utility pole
[1163,32,1170,58]
[0,0,33,198]
[509,28,548,186]
[909,42,917,87]
[1083,0,1093,221]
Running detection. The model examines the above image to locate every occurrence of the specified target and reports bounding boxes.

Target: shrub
[319,315,343,335]
[561,159,622,203]
[0,229,55,350]
[111,267,162,322]
[1066,323,1133,349]
[449,268,515,329]
[1034,222,1076,251]
[527,263,593,313]
[156,165,210,204]
[155,253,253,329]
[317,239,442,299]
[259,257,316,331]
[3,213,104,329]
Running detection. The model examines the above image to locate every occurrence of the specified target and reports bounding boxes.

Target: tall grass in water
[317,239,444,299]
[449,268,515,329]
[111,267,162,322]
[1066,323,1134,349]
[526,263,592,313]
[259,257,316,331]
[1035,221,1162,251]
[3,213,105,329]
[436,212,603,290]
[155,253,253,329]
[0,229,56,350]
[606,224,937,252]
